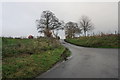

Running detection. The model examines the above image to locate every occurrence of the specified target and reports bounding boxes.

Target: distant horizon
[2,2,118,39]
[1,30,118,38]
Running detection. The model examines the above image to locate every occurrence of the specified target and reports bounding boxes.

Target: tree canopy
[36,10,62,37]
[36,11,94,39]
[65,22,82,38]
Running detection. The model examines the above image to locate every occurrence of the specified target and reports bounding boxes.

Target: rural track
[37,39,118,78]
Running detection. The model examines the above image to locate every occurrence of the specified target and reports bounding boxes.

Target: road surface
[37,40,118,78]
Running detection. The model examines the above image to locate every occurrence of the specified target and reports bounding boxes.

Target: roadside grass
[65,34,119,48]
[2,38,61,58]
[2,38,71,78]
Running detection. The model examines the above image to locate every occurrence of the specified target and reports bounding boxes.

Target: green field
[65,34,119,48]
[2,38,71,78]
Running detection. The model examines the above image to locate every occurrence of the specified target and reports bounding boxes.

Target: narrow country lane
[37,40,118,78]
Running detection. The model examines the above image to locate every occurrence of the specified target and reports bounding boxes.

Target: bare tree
[65,22,82,38]
[80,15,94,36]
[36,10,62,38]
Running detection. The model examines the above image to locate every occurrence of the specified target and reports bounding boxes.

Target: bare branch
[80,15,94,36]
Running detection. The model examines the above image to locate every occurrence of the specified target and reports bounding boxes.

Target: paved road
[37,40,118,78]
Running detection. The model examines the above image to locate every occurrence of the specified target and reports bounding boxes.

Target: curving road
[37,40,118,78]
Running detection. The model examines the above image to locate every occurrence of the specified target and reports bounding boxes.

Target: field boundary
[64,39,119,49]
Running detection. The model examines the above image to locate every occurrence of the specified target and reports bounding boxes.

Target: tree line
[36,10,94,39]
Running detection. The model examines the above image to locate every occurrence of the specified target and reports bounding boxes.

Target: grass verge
[65,34,119,48]
[2,38,71,78]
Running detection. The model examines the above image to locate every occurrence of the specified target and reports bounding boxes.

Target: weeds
[65,34,119,48]
[2,38,60,58]
[2,37,70,78]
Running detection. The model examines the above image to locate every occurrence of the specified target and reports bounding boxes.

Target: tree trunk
[84,31,86,36]
[52,30,57,38]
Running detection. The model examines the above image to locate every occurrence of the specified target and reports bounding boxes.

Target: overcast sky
[2,2,118,39]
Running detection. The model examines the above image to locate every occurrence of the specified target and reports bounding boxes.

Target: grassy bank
[65,34,119,48]
[2,37,71,78]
